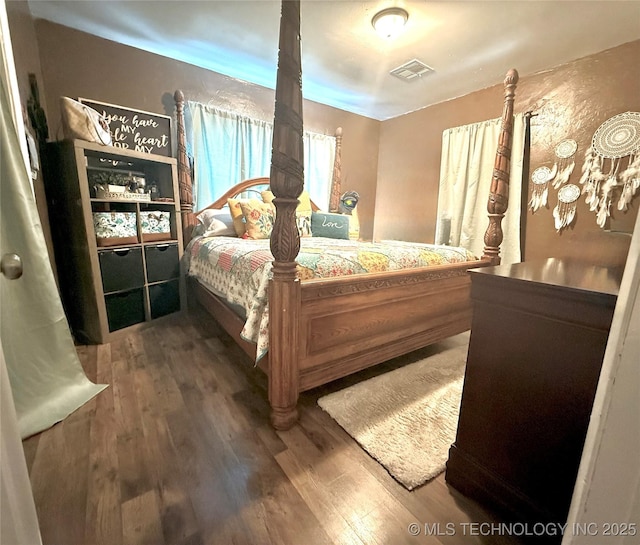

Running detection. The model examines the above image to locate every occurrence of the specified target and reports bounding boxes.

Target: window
[187,102,335,210]
[436,113,526,264]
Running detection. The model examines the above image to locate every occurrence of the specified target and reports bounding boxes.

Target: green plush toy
[339,190,360,240]
[338,190,359,215]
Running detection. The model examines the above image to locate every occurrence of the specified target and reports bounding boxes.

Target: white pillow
[196,208,236,237]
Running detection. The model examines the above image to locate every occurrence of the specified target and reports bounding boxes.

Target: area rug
[317,338,468,490]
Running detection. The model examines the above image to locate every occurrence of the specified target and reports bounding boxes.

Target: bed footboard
[266,259,491,428]
[297,261,487,390]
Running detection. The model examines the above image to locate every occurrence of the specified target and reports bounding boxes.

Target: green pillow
[311,212,350,240]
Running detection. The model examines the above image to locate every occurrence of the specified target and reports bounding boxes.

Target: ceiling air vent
[390,59,434,81]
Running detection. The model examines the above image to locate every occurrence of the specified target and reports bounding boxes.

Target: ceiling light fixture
[371,7,409,39]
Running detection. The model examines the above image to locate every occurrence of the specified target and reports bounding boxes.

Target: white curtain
[303,130,335,211]
[435,113,526,265]
[0,5,107,440]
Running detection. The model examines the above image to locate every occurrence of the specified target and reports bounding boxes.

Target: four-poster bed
[173,0,519,430]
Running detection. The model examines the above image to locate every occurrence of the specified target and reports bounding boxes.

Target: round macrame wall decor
[555,138,578,159]
[580,111,640,227]
[592,111,640,159]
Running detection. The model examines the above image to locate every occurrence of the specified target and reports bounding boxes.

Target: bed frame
[173,1,519,430]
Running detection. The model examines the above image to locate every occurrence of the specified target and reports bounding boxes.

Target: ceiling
[26,0,640,120]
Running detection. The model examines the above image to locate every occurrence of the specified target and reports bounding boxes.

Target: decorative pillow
[260,189,274,204]
[238,199,275,239]
[311,211,350,240]
[196,208,236,236]
[261,189,312,212]
[191,223,206,238]
[262,189,313,237]
[347,208,360,241]
[296,213,312,237]
[227,198,250,236]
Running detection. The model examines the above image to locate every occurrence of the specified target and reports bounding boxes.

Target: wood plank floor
[23,308,526,545]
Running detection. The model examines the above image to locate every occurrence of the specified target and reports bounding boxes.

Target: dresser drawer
[99,247,144,293]
[145,243,179,283]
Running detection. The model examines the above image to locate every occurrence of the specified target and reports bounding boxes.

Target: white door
[1,254,42,545]
[0,1,43,542]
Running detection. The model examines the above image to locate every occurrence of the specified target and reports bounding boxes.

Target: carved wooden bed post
[268,0,304,430]
[328,126,343,212]
[174,89,197,242]
[482,68,519,265]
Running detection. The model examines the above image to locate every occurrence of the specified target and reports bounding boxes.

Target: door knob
[1,253,23,280]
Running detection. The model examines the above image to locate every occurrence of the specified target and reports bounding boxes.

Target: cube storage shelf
[45,139,185,344]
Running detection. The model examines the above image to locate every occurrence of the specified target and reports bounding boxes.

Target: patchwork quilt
[186,236,477,362]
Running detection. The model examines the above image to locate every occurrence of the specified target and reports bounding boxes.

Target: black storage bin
[149,280,180,319]
[105,288,145,331]
[145,243,180,283]
[99,247,144,293]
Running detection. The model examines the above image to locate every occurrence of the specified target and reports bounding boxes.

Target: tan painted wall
[376,40,640,266]
[13,14,640,266]
[30,20,380,241]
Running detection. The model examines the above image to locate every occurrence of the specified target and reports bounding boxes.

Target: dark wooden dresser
[446,258,622,541]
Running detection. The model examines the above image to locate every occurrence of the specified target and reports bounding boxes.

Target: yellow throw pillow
[227,198,249,236]
[348,208,360,241]
[261,189,312,213]
[298,191,312,215]
[260,189,274,204]
[238,199,275,239]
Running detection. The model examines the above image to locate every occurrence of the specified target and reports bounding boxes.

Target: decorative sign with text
[79,98,172,157]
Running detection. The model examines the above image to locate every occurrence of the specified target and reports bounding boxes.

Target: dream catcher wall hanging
[550,139,577,189]
[553,183,580,231]
[529,166,552,212]
[550,139,579,231]
[529,139,579,231]
[580,111,640,227]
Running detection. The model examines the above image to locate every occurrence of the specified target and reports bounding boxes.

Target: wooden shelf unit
[44,139,185,344]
